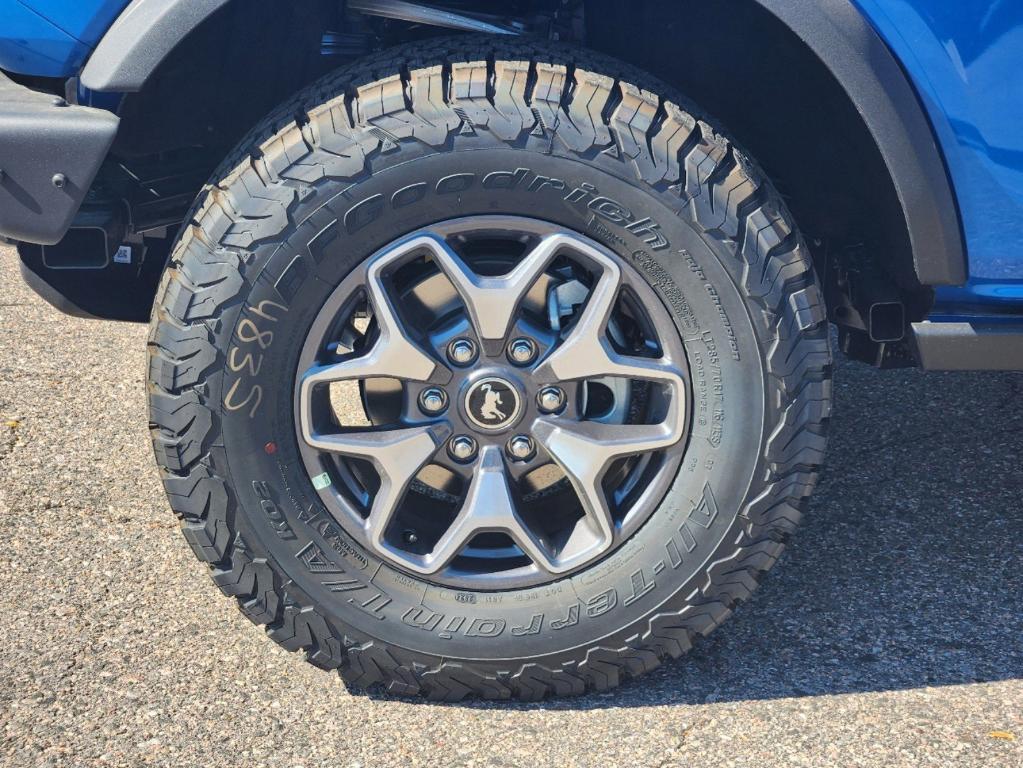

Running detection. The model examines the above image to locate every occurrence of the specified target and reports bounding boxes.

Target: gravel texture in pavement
[0,246,1020,767]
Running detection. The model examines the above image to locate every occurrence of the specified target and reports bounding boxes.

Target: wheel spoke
[534,254,685,386]
[303,424,447,550]
[424,232,571,353]
[299,249,444,392]
[532,418,681,547]
[298,237,452,474]
[423,446,560,573]
[530,242,687,549]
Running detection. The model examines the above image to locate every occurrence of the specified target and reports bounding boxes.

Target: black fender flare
[751,0,964,285]
[80,0,966,285]
[80,0,231,94]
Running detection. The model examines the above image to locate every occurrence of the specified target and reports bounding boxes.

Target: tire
[148,37,831,701]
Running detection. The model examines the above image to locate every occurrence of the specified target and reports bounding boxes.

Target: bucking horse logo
[480,383,507,421]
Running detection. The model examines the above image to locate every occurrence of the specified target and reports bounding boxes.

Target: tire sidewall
[209,140,767,663]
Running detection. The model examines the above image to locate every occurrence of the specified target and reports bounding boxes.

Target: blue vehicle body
[853,0,1023,313]
[1,0,1022,326]
[0,0,127,77]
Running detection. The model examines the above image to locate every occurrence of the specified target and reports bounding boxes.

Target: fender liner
[80,0,967,286]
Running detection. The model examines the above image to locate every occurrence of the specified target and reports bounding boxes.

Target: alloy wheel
[295,216,690,589]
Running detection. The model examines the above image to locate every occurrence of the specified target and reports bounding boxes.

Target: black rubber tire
[148,37,831,701]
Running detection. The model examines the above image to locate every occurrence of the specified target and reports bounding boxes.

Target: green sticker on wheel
[312,472,332,490]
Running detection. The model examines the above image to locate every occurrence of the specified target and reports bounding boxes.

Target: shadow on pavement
[425,356,1023,710]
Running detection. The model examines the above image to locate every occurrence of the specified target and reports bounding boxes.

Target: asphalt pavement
[0,245,1020,767]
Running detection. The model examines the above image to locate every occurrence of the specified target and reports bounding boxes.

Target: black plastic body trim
[912,321,1023,371]
[18,260,96,319]
[752,0,966,286]
[80,0,231,92]
[18,233,171,322]
[0,72,119,245]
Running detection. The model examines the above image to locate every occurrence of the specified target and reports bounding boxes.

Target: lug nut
[537,386,566,414]
[507,337,538,366]
[507,435,535,461]
[418,387,448,415]
[448,435,478,462]
[447,338,478,366]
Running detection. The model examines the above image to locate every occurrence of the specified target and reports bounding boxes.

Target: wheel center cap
[464,376,521,431]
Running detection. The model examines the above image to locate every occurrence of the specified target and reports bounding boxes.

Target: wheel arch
[756,0,966,288]
[80,0,966,293]
[585,0,966,294]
